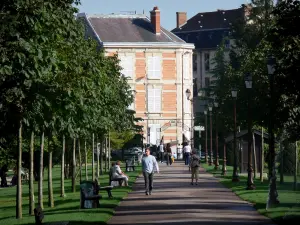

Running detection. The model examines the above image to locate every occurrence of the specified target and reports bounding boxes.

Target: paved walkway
[108,162,274,225]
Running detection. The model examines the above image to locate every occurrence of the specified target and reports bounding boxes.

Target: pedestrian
[183,142,191,166]
[159,141,164,163]
[142,147,159,195]
[190,150,200,185]
[166,143,172,166]
[0,164,8,187]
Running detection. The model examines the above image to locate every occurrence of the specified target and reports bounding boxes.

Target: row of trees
[0,0,139,219]
[203,0,299,204]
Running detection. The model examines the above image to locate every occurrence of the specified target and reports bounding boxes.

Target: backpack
[191,155,200,168]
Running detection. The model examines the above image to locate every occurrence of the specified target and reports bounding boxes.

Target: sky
[77,0,250,30]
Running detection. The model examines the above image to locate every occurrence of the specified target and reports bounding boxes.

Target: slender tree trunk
[16,121,22,219]
[100,137,103,176]
[108,132,111,170]
[72,138,76,192]
[260,127,264,183]
[280,138,284,184]
[38,132,44,209]
[92,133,95,181]
[253,132,257,179]
[104,136,107,173]
[85,140,88,180]
[47,135,54,207]
[78,139,82,183]
[97,136,100,179]
[29,131,35,215]
[294,141,298,191]
[61,135,65,197]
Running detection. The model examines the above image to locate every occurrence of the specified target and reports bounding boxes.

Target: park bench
[80,181,102,209]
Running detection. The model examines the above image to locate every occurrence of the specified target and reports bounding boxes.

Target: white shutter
[183,55,189,79]
[147,89,155,112]
[154,89,161,112]
[149,124,160,145]
[147,56,161,79]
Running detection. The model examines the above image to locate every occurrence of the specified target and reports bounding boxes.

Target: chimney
[176,12,187,28]
[150,6,161,34]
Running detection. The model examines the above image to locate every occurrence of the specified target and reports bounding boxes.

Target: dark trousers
[159,152,164,162]
[185,153,190,165]
[143,172,154,193]
[166,153,172,165]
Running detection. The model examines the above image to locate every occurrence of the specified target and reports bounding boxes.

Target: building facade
[78,7,195,152]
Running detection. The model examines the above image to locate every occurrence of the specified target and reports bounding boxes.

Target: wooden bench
[80,181,102,209]
[109,168,126,186]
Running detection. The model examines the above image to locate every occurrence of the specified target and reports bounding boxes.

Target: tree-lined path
[108,162,274,225]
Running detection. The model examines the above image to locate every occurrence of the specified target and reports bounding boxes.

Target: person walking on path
[183,142,191,166]
[159,141,164,163]
[142,147,159,195]
[190,150,200,185]
[166,143,172,166]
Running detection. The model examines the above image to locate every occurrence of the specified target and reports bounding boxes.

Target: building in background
[171,6,249,113]
[78,7,195,151]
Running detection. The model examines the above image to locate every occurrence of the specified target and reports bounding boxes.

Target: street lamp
[231,88,239,182]
[221,138,227,175]
[266,56,279,207]
[204,110,208,164]
[208,105,213,166]
[245,72,255,190]
[185,89,193,148]
[214,101,219,169]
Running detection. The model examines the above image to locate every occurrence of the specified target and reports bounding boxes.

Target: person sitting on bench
[111,161,129,186]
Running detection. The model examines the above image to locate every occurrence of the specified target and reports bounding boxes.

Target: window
[204,53,210,71]
[149,124,161,145]
[205,77,210,88]
[147,88,161,113]
[183,54,189,79]
[147,56,161,79]
[193,54,197,71]
[120,56,133,78]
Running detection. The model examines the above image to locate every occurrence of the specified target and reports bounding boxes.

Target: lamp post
[185,89,193,147]
[214,101,219,169]
[245,72,255,190]
[221,139,227,175]
[208,105,213,166]
[266,56,279,207]
[182,51,190,147]
[204,110,208,164]
[231,88,240,182]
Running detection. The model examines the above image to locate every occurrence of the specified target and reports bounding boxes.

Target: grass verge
[0,164,141,225]
[202,161,300,225]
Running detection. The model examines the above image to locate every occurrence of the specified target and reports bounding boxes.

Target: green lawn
[202,161,300,224]
[0,164,141,225]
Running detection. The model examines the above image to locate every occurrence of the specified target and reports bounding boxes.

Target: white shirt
[183,145,191,153]
[159,144,164,152]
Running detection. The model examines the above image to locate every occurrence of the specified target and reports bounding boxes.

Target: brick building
[78,7,195,152]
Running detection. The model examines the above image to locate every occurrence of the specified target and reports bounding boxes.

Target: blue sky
[77,0,250,30]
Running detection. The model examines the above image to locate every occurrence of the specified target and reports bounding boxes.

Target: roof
[171,8,245,49]
[225,129,270,143]
[172,8,245,33]
[78,13,186,44]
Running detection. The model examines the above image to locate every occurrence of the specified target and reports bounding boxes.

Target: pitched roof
[80,13,185,43]
[171,8,245,33]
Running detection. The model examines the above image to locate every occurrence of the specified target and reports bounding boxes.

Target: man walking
[159,141,164,163]
[142,147,159,195]
[183,142,191,166]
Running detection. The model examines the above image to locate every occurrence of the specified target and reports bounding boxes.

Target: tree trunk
[16,121,22,219]
[72,138,76,192]
[78,139,82,183]
[97,136,100,179]
[294,141,298,191]
[92,133,95,181]
[48,135,54,207]
[100,138,103,176]
[108,132,111,170]
[61,135,65,197]
[85,140,88,180]
[38,132,44,209]
[253,132,257,179]
[280,138,284,184]
[29,131,35,215]
[260,127,264,183]
[104,136,107,173]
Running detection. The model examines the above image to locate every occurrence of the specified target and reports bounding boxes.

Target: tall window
[147,88,161,113]
[205,77,210,88]
[183,54,189,79]
[147,56,161,79]
[204,53,210,71]
[120,56,133,78]
[193,54,197,71]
